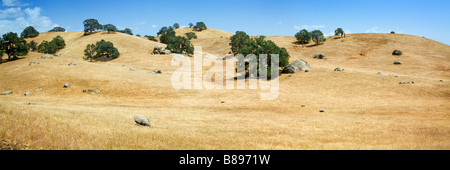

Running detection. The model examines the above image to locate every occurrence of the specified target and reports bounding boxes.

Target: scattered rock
[221,101,225,104]
[29,61,36,66]
[68,62,77,66]
[37,61,42,64]
[1,91,15,95]
[38,55,50,59]
[282,59,311,73]
[313,53,327,60]
[35,88,42,92]
[162,50,171,55]
[150,70,162,74]
[319,110,325,112]
[63,83,70,88]
[394,60,402,65]
[122,64,127,67]
[392,50,402,56]
[399,81,410,84]
[378,72,388,76]
[28,102,35,105]
[129,68,137,71]
[334,67,342,71]
[83,89,101,94]
[301,105,305,107]
[440,80,444,82]
[134,114,151,127]
[24,92,32,96]
[394,75,399,78]
[152,46,171,55]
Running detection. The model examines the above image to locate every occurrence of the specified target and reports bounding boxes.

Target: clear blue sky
[1,0,449,44]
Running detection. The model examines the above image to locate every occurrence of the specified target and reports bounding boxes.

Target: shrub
[145,35,158,42]
[38,40,57,54]
[37,36,66,54]
[185,32,197,40]
[21,26,39,38]
[189,23,193,28]
[52,35,66,50]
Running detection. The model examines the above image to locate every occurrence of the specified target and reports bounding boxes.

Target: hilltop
[0,28,449,150]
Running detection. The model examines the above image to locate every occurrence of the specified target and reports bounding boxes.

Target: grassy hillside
[0,29,449,150]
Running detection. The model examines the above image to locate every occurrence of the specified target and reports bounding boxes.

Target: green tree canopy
[229,31,250,53]
[334,28,345,37]
[193,22,207,31]
[173,23,180,29]
[84,44,96,62]
[185,32,197,40]
[311,30,324,45]
[236,36,290,77]
[95,39,120,59]
[118,28,133,35]
[49,27,66,32]
[295,29,311,45]
[103,24,117,33]
[1,32,29,61]
[21,26,39,38]
[83,19,101,35]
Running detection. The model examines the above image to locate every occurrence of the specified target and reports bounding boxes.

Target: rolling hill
[0,28,449,150]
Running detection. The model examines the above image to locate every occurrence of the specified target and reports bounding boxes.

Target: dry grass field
[0,28,449,150]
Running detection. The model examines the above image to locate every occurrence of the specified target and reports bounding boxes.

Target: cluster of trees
[37,35,66,54]
[295,28,345,46]
[158,26,194,54]
[84,40,120,62]
[229,31,290,77]
[0,32,29,63]
[295,29,326,45]
[83,19,132,35]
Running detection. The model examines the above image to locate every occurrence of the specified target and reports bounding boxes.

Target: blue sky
[1,0,449,44]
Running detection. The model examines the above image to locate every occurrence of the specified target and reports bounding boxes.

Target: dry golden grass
[0,31,449,150]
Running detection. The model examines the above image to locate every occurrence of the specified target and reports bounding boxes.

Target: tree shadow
[305,43,323,47]
[1,57,25,64]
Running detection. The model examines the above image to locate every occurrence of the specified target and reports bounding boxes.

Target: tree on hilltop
[83,19,101,35]
[334,28,345,37]
[21,26,39,38]
[49,27,66,32]
[193,22,207,31]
